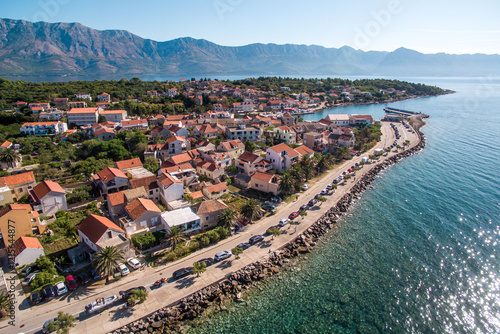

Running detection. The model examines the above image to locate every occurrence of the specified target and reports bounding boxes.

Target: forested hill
[0,18,499,79]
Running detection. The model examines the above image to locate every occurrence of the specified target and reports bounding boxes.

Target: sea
[184,77,500,334]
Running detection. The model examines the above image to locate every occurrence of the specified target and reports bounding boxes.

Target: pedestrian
[295,226,297,233]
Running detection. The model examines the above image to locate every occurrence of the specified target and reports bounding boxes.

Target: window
[140,220,148,227]
[107,231,112,238]
[151,217,158,224]
[0,195,3,201]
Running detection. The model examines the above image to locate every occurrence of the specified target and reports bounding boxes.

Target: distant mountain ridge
[0,18,498,79]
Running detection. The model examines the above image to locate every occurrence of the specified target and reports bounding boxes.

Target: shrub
[206,230,220,244]
[215,226,230,239]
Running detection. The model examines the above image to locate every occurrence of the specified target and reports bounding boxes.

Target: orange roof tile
[294,145,314,156]
[191,199,228,215]
[125,198,160,220]
[0,171,35,187]
[31,180,65,201]
[251,171,277,183]
[14,236,43,257]
[107,191,126,207]
[96,167,127,182]
[205,182,228,194]
[268,143,299,157]
[1,141,12,148]
[68,107,99,114]
[77,214,124,244]
[115,158,142,170]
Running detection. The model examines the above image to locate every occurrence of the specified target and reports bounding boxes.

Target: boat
[85,295,119,315]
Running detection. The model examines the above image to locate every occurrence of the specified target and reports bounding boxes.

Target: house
[191,199,229,231]
[274,126,296,144]
[236,151,272,175]
[250,172,280,196]
[93,167,129,197]
[282,112,294,126]
[165,136,188,156]
[94,127,115,141]
[67,107,100,126]
[106,187,148,222]
[231,101,254,112]
[0,204,45,246]
[196,161,224,181]
[0,183,14,206]
[119,119,148,131]
[225,125,262,142]
[157,173,184,206]
[217,139,244,159]
[13,236,44,267]
[29,180,67,216]
[148,114,166,127]
[166,124,189,138]
[0,141,12,150]
[294,144,315,158]
[100,110,127,123]
[150,126,172,141]
[67,101,87,109]
[338,134,355,147]
[202,182,229,199]
[303,132,325,151]
[39,109,65,121]
[129,176,160,203]
[97,92,111,103]
[20,121,68,135]
[75,93,92,101]
[194,124,219,139]
[77,214,130,255]
[266,143,300,172]
[0,171,36,201]
[167,87,178,97]
[325,114,350,126]
[29,103,50,112]
[349,114,374,127]
[116,158,142,172]
[202,152,232,168]
[119,198,162,236]
[53,98,68,108]
[160,207,201,234]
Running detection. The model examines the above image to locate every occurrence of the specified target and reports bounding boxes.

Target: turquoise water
[187,78,500,334]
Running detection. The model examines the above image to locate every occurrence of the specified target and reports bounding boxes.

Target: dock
[383,107,421,116]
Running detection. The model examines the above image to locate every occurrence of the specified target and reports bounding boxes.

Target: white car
[302,184,309,190]
[119,263,130,276]
[278,218,290,227]
[55,281,68,296]
[126,257,142,270]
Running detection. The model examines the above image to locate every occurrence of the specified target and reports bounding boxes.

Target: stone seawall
[110,127,427,334]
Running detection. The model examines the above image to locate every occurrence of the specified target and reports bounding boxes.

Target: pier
[384,107,421,116]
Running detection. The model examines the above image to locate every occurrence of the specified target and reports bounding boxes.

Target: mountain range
[0,18,499,80]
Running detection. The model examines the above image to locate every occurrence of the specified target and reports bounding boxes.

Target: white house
[100,110,128,123]
[325,114,351,126]
[29,180,67,216]
[14,236,44,267]
[77,214,130,255]
[266,143,300,172]
[157,173,184,206]
[160,207,201,234]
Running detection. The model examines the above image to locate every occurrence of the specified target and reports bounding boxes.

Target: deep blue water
[187,77,500,333]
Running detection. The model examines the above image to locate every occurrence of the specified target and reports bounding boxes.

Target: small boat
[85,295,119,315]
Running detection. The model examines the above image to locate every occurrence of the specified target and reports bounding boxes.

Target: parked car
[55,281,68,296]
[41,284,56,301]
[300,204,308,211]
[237,242,251,250]
[261,202,276,211]
[198,258,214,267]
[30,290,42,305]
[77,272,90,285]
[327,184,333,190]
[172,267,193,279]
[249,235,264,245]
[238,217,249,225]
[314,194,321,199]
[119,263,130,276]
[119,286,146,300]
[278,218,289,227]
[308,199,317,207]
[288,212,299,220]
[271,196,282,203]
[20,263,37,277]
[89,268,101,280]
[42,317,58,334]
[214,250,232,262]
[65,275,78,291]
[127,257,142,270]
[302,184,309,190]
[320,189,328,195]
[332,178,339,184]
[22,272,38,286]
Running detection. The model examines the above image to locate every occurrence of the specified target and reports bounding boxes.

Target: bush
[30,272,53,290]
[36,256,57,275]
[197,235,210,247]
[206,230,220,244]
[214,226,230,239]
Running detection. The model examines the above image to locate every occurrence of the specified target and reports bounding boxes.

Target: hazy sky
[3,0,500,54]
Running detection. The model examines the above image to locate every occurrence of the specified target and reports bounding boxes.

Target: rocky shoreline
[109,122,427,334]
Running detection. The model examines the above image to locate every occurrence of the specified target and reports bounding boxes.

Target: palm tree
[316,196,327,206]
[164,226,187,251]
[266,227,281,240]
[217,208,238,229]
[316,155,329,173]
[43,312,76,334]
[128,289,148,305]
[0,291,10,314]
[241,199,261,222]
[0,149,20,167]
[278,172,295,196]
[92,246,124,282]
[192,261,207,277]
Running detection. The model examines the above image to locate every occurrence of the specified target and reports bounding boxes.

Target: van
[361,157,369,163]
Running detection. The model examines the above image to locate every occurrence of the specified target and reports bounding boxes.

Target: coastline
[109,120,427,334]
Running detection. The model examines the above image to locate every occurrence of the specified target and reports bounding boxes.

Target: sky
[2,0,500,55]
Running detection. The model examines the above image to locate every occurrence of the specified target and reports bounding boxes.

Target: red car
[238,217,249,225]
[65,275,78,291]
[288,212,299,220]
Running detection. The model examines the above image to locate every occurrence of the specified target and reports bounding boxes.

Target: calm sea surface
[186,77,500,334]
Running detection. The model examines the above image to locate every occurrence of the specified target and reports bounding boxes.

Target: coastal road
[6,122,419,334]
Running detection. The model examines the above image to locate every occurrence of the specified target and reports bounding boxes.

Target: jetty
[384,107,421,117]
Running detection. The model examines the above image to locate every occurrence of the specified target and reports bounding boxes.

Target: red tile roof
[115,158,142,170]
[0,171,35,187]
[14,236,43,257]
[268,143,299,157]
[251,171,277,183]
[129,175,158,191]
[31,180,65,200]
[68,107,99,114]
[125,198,160,220]
[1,141,12,148]
[191,199,228,215]
[77,214,124,244]
[157,173,181,187]
[107,192,125,207]
[96,167,127,182]
[205,182,228,194]
[294,145,314,156]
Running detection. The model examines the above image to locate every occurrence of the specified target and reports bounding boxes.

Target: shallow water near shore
[187,77,500,334]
